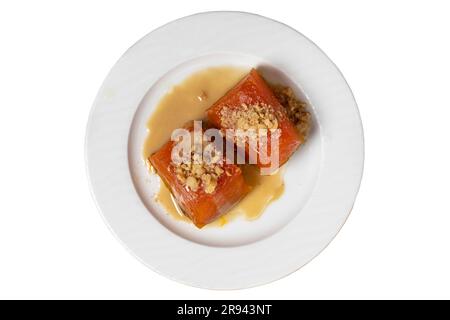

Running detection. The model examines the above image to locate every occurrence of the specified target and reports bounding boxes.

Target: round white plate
[86,11,364,289]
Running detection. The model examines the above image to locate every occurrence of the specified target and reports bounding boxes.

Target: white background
[1,1,449,300]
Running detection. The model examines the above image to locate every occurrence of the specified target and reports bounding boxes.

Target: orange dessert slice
[149,123,250,228]
[207,69,302,171]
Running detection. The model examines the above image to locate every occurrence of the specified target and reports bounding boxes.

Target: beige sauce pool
[144,66,285,227]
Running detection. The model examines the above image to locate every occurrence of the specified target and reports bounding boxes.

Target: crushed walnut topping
[173,142,224,194]
[270,84,311,139]
[219,103,279,130]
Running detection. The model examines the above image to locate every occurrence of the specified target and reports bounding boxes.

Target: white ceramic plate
[86,11,364,289]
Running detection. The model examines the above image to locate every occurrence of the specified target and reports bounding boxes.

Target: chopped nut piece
[215,166,224,176]
[204,177,217,194]
[191,164,205,176]
[201,173,211,185]
[185,176,199,191]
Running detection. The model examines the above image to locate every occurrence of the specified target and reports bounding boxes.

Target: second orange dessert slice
[149,122,250,228]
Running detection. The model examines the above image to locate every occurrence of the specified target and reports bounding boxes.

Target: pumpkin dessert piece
[149,122,250,228]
